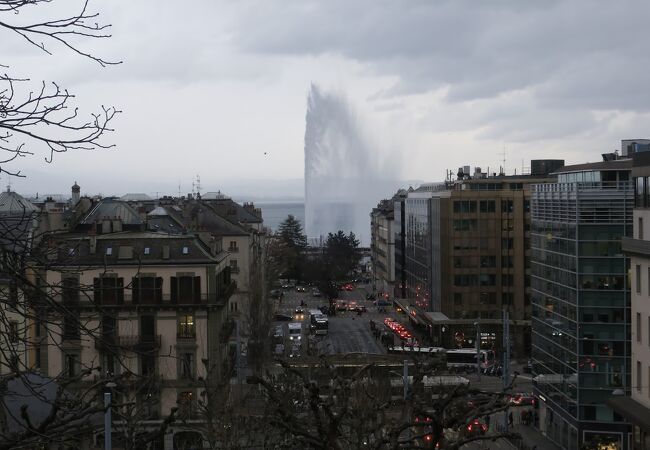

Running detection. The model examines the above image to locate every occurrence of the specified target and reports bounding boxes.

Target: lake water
[256,201,305,232]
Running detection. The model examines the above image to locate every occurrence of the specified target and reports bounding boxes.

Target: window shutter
[132,277,139,304]
[117,278,124,305]
[156,277,163,304]
[171,277,178,304]
[93,278,101,305]
[193,277,201,303]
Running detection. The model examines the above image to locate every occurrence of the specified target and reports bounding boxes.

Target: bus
[288,322,302,340]
[309,309,329,335]
[445,349,495,371]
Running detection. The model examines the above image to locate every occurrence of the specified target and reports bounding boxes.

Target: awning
[607,396,650,431]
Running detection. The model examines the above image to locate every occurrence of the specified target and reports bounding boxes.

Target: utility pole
[475,322,481,381]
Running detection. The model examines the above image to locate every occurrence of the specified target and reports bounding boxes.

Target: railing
[95,334,161,350]
[230,266,240,274]
[217,281,237,303]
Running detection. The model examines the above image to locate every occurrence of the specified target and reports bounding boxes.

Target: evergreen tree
[277,215,308,280]
[324,230,360,280]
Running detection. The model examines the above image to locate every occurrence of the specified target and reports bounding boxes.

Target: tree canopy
[276,214,308,281]
[324,230,360,280]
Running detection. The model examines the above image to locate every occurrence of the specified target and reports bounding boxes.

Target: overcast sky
[3,0,650,198]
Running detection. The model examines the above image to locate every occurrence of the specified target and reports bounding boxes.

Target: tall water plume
[304,84,397,246]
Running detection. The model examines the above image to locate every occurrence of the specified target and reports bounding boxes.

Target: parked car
[274,344,285,356]
[355,305,367,313]
[296,285,306,292]
[336,301,348,311]
[289,343,301,358]
[465,419,488,436]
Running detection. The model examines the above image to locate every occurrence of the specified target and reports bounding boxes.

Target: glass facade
[531,172,633,450]
[405,196,434,310]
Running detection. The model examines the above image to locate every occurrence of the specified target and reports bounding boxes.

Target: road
[274,283,394,356]
[271,283,534,394]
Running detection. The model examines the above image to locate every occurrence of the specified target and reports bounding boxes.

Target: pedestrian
[508,411,513,426]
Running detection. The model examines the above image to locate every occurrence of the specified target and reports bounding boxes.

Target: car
[355,305,367,313]
[275,313,293,321]
[274,344,285,356]
[281,284,291,289]
[347,302,358,311]
[344,283,354,291]
[270,289,283,299]
[294,308,305,320]
[296,285,306,292]
[312,288,322,297]
[289,343,301,358]
[336,301,348,311]
[509,393,536,406]
[319,305,330,315]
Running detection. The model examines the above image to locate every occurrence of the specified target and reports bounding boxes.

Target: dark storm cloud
[232,0,650,140]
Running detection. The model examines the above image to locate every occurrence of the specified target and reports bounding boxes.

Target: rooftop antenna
[195,174,201,195]
[178,182,181,198]
[6,178,11,192]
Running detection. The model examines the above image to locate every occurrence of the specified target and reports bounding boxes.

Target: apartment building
[609,148,650,449]
[531,156,632,450]
[370,198,396,296]
[37,229,234,446]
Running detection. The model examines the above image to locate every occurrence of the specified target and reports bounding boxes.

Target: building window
[636,265,642,294]
[171,276,201,304]
[230,259,239,273]
[501,199,514,213]
[639,217,644,240]
[479,200,496,213]
[502,293,514,305]
[453,293,462,306]
[637,361,642,390]
[8,321,19,343]
[178,315,195,338]
[182,246,189,255]
[144,247,150,255]
[229,241,238,252]
[177,391,194,419]
[93,276,124,305]
[141,354,156,377]
[132,276,162,305]
[65,353,80,378]
[106,247,112,255]
[638,313,642,343]
[501,274,514,286]
[180,353,195,380]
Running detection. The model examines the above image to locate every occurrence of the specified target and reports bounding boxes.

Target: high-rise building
[531,157,633,450]
[609,149,650,448]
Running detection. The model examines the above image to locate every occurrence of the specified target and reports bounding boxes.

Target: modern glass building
[531,158,633,450]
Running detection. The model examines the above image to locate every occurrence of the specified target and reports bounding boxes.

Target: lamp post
[104,381,117,450]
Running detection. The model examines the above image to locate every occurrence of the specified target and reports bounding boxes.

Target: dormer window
[144,247,150,255]
[182,247,189,255]
[106,247,112,256]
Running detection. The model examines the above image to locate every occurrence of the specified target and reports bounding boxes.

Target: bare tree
[0,0,119,177]
[247,356,521,450]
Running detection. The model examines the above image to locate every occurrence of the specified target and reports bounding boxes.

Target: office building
[531,156,632,450]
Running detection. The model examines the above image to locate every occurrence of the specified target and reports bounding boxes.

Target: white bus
[288,322,302,340]
[445,349,495,370]
[308,309,329,335]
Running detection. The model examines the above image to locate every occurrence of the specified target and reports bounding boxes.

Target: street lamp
[105,381,117,450]
[474,321,481,381]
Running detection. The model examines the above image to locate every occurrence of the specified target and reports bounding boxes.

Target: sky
[2,0,650,199]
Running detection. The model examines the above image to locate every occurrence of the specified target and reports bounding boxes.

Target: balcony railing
[95,334,161,351]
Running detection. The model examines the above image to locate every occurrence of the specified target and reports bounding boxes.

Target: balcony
[216,281,237,304]
[228,246,239,253]
[95,334,161,351]
[230,266,240,274]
